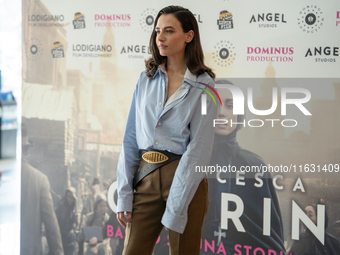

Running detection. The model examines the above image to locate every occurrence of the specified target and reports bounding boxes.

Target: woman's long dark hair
[89,194,107,227]
[63,189,77,211]
[145,5,215,80]
[307,203,328,229]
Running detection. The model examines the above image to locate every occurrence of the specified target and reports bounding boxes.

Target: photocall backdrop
[21,0,340,254]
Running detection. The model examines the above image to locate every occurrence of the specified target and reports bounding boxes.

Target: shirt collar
[153,63,198,85]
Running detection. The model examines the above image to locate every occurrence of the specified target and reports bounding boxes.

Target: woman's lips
[159,44,167,49]
[216,124,228,129]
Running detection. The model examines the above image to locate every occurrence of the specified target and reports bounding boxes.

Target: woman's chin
[215,127,231,136]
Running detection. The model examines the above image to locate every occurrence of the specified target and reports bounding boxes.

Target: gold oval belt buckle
[142,151,169,164]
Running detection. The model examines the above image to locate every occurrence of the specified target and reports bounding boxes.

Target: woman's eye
[227,104,233,109]
[166,30,172,33]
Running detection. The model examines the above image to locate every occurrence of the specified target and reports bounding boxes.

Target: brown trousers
[122,159,209,255]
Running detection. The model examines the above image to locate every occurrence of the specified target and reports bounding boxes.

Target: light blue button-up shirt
[116,64,217,234]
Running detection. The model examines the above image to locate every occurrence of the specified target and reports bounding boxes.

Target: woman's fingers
[117,212,132,228]
[126,212,132,220]
[117,212,127,228]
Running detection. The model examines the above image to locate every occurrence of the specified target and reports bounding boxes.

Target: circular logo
[26,39,43,61]
[213,40,235,67]
[298,5,324,33]
[305,13,316,25]
[30,45,38,54]
[140,8,157,33]
[145,15,154,26]
[219,48,229,59]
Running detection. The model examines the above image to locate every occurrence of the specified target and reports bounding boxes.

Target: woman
[55,187,78,255]
[83,194,111,255]
[289,204,340,255]
[202,84,286,254]
[116,5,216,255]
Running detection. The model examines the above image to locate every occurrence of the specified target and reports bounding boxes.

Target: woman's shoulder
[238,148,265,166]
[85,212,95,226]
[137,70,148,82]
[136,70,158,86]
[197,72,215,87]
[131,71,150,94]
[326,232,340,248]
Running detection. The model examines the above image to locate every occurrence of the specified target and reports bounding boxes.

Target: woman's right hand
[117,212,132,228]
[89,236,98,246]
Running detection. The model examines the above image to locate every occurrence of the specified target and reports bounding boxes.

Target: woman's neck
[166,55,187,76]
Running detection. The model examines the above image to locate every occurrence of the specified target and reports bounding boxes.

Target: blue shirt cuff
[161,207,187,234]
[117,197,133,213]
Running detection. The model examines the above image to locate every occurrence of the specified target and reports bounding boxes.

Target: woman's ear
[186,30,194,43]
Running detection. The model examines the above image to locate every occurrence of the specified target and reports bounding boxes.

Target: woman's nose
[157,31,165,41]
[217,106,227,118]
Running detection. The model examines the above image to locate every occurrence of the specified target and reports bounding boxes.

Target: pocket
[170,137,186,143]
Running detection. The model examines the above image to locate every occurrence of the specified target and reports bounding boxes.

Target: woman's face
[305,205,317,224]
[155,14,193,58]
[96,200,107,216]
[215,88,238,136]
[66,191,74,205]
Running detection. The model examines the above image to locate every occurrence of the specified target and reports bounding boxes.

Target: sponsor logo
[297,5,324,33]
[246,47,294,62]
[194,14,203,23]
[139,8,157,33]
[213,85,311,116]
[304,46,338,63]
[94,14,131,27]
[196,82,222,115]
[217,10,233,30]
[120,45,150,59]
[249,13,287,28]
[336,11,340,26]
[26,38,43,61]
[203,84,312,128]
[28,14,65,27]
[72,44,113,58]
[213,40,235,67]
[73,12,86,29]
[51,41,64,58]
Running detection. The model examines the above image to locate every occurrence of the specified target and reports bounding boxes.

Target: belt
[133,149,182,189]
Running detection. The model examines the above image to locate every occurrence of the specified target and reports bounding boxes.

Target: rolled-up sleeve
[161,79,217,234]
[117,78,141,213]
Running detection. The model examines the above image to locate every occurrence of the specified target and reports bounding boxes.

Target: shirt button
[159,102,162,105]
[158,122,161,126]
[162,83,165,86]
[155,141,158,145]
